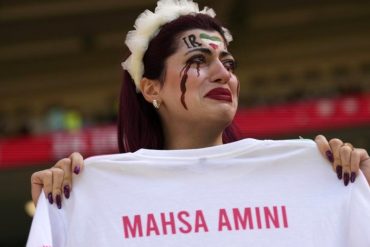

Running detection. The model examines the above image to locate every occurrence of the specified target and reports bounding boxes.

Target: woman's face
[158,29,239,130]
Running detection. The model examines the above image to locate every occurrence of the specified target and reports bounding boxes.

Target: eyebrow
[185,48,232,59]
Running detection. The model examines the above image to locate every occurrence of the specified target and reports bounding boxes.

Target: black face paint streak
[196,63,200,77]
[182,34,202,49]
[179,63,192,110]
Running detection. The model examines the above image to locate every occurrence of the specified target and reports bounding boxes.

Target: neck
[162,123,224,150]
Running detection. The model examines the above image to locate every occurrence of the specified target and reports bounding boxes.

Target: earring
[153,99,160,109]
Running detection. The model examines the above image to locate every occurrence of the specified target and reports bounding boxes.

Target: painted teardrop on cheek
[179,62,202,110]
[196,63,200,77]
[179,63,191,110]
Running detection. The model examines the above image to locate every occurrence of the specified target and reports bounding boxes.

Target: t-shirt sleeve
[347,172,370,246]
[26,192,53,247]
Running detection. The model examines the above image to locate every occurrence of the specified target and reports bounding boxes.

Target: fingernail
[64,185,70,199]
[343,172,350,186]
[336,166,343,180]
[56,195,62,209]
[326,150,334,163]
[350,172,356,183]
[74,166,80,175]
[48,193,53,204]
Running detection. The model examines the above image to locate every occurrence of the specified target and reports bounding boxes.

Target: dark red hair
[118,14,240,153]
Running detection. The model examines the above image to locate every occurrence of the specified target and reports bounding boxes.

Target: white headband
[121,0,233,91]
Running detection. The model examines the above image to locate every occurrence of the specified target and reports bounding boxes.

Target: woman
[30,0,370,210]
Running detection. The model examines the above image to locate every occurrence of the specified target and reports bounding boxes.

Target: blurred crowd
[0,103,117,138]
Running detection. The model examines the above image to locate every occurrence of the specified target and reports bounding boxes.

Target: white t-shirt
[27,139,370,247]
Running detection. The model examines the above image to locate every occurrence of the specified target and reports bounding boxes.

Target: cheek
[166,66,206,94]
[236,79,240,96]
[229,76,240,96]
[180,66,206,87]
[185,69,208,95]
[164,65,203,110]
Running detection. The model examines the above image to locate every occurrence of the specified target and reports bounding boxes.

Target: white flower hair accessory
[121,0,233,91]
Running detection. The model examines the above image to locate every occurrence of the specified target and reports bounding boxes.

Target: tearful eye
[223,59,237,72]
[187,55,206,65]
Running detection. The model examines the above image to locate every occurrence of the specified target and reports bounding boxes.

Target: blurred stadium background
[1,0,369,245]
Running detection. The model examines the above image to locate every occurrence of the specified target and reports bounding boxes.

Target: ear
[140,77,161,103]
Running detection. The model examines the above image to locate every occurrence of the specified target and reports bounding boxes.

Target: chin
[213,109,236,125]
[216,104,237,118]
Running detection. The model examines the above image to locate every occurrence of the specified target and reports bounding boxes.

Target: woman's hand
[30,152,84,208]
[315,135,370,186]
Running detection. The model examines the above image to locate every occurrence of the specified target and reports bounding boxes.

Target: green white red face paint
[182,33,223,50]
[199,33,223,50]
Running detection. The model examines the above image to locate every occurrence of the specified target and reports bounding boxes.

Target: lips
[204,87,232,102]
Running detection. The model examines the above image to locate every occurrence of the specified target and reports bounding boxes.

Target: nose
[209,60,231,84]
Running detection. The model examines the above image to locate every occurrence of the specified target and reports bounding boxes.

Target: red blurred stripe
[0,94,369,169]
[235,93,370,137]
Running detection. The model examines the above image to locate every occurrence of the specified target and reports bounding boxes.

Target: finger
[350,149,361,183]
[339,145,352,186]
[54,158,72,199]
[30,172,43,206]
[51,167,64,209]
[344,142,354,150]
[358,148,370,185]
[69,152,84,175]
[31,170,53,206]
[358,148,370,168]
[314,135,334,163]
[329,138,344,180]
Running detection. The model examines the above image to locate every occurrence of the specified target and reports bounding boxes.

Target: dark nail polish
[48,193,53,204]
[74,166,80,175]
[56,195,62,209]
[343,173,350,186]
[350,172,356,183]
[326,150,334,163]
[336,166,343,180]
[64,185,70,199]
